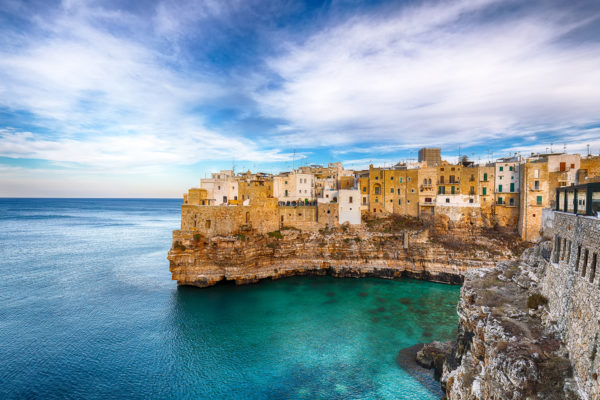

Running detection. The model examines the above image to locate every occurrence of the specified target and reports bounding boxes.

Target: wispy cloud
[255,0,600,148]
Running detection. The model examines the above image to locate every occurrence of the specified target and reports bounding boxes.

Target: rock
[416,340,453,380]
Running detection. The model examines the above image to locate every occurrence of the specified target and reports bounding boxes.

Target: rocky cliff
[167,216,526,288]
[439,212,600,399]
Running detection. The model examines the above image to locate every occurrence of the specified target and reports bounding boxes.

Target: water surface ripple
[0,198,460,399]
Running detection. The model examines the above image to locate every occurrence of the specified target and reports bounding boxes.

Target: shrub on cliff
[527,293,548,309]
[173,242,186,251]
[267,231,283,239]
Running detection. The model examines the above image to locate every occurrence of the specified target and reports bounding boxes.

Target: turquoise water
[0,199,460,399]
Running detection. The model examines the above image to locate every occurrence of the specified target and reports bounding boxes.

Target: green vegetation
[527,293,548,309]
[173,242,187,251]
[267,230,283,239]
[193,233,202,241]
[234,233,246,241]
[280,226,301,231]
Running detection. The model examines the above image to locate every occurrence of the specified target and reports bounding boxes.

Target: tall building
[418,148,442,166]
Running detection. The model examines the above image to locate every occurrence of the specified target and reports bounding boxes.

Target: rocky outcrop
[167,224,520,287]
[441,242,577,399]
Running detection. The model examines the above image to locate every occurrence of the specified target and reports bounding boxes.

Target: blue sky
[1,0,600,197]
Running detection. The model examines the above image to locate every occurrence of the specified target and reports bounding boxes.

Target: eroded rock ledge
[167,222,523,288]
[438,241,577,400]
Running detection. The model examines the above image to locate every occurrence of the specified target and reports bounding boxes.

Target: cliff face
[442,212,600,400]
[167,221,521,288]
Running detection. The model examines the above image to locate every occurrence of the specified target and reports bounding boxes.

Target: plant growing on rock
[527,293,548,309]
[267,231,283,239]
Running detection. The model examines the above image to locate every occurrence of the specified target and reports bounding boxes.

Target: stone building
[519,153,580,241]
[200,170,238,205]
[368,165,418,216]
[418,147,442,166]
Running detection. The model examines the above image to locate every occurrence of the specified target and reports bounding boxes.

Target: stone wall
[541,212,600,398]
[278,205,318,231]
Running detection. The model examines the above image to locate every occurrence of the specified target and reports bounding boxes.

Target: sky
[1,0,600,197]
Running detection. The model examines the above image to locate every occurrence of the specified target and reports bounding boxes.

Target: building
[338,189,361,225]
[418,147,442,166]
[519,153,580,241]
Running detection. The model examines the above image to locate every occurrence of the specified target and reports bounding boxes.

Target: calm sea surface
[0,198,460,399]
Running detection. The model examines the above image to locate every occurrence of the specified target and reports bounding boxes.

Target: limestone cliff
[167,217,525,287]
[440,212,600,399]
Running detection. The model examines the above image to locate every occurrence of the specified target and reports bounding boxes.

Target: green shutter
[510,183,514,192]
[483,173,487,181]
[482,187,487,195]
[537,196,542,205]
[499,166,503,171]
[498,184,502,192]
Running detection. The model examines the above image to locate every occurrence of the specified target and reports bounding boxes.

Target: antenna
[550,142,553,153]
[563,144,566,153]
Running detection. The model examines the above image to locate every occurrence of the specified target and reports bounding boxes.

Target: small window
[390,177,394,180]
[362,187,366,192]
[499,166,503,171]
[509,198,515,206]
[349,196,353,204]
[390,188,394,193]
[469,198,474,203]
[498,184,503,192]
[398,199,401,205]
[397,189,400,195]
[534,169,539,178]
[446,198,450,203]
[509,166,513,171]
[536,196,542,205]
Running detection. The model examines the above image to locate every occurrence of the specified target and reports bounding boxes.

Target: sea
[0,198,460,399]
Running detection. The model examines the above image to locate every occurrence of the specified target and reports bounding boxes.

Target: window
[446,198,450,203]
[534,169,539,178]
[509,166,513,171]
[374,184,381,195]
[218,185,221,190]
[349,196,353,204]
[451,186,455,194]
[510,183,514,192]
[285,181,288,185]
[498,184,502,192]
[536,196,542,205]
[399,178,403,183]
[499,166,503,171]
[449,175,455,183]
[398,199,402,205]
[408,178,411,182]
[440,176,445,184]
[498,197,503,204]
[451,167,455,171]
[391,177,394,180]
[397,189,401,195]
[482,187,487,195]
[483,173,488,181]
[438,186,446,194]
[571,163,575,169]
[375,198,378,203]
[509,198,515,206]
[469,198,474,204]
[363,187,367,192]
[534,181,539,190]
[390,188,394,193]
[363,197,367,205]
[440,168,444,171]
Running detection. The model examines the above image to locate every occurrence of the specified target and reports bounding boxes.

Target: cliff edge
[167,216,526,287]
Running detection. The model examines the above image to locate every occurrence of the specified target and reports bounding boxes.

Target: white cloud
[255,0,600,148]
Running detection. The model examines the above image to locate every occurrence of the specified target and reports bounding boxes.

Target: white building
[318,189,339,204]
[338,189,361,225]
[200,170,238,205]
[495,157,521,195]
[273,172,315,203]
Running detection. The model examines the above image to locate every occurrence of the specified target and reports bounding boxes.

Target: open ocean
[0,198,460,399]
